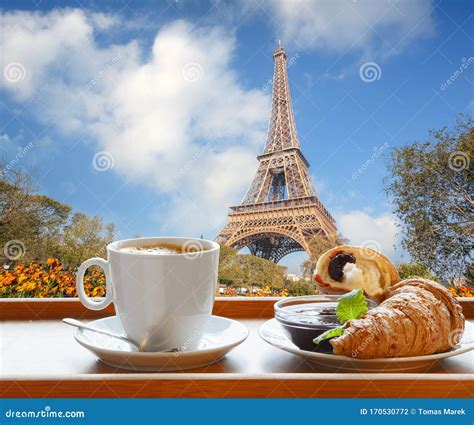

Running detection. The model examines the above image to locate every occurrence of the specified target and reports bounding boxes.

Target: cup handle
[76,258,113,311]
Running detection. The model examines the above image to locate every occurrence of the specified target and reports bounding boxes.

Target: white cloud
[0,9,269,234]
[336,210,405,262]
[248,0,434,56]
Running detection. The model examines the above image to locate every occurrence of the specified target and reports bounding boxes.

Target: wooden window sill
[1,298,473,398]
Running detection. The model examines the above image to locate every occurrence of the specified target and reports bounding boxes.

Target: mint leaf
[313,325,345,345]
[336,289,368,323]
[313,289,369,347]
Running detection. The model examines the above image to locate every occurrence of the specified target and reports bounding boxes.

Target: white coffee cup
[76,237,220,352]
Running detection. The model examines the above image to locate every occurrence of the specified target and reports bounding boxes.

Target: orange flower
[46,258,59,267]
[15,264,25,273]
[448,287,458,296]
[91,286,106,297]
[17,281,37,292]
[1,273,16,286]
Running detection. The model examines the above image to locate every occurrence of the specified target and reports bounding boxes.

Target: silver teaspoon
[62,318,141,351]
[62,318,181,353]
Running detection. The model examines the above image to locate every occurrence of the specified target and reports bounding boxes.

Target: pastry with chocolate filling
[314,245,399,301]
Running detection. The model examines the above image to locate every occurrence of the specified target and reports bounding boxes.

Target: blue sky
[1,0,473,273]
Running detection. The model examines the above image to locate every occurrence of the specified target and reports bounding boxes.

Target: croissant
[330,279,465,359]
[314,245,400,301]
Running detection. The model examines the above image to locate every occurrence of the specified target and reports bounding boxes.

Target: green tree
[385,115,473,283]
[235,254,286,289]
[218,244,240,284]
[285,279,317,296]
[57,212,115,267]
[397,263,439,282]
[0,165,71,262]
[301,232,348,277]
[217,244,286,289]
[0,164,116,267]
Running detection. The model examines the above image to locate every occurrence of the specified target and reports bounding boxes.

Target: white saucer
[259,319,474,372]
[74,315,248,371]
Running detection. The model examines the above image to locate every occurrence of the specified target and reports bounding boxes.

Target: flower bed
[0,259,290,298]
[448,285,474,298]
[218,285,289,297]
[1,259,471,299]
[0,258,105,298]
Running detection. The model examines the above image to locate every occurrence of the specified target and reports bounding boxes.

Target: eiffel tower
[216,43,337,263]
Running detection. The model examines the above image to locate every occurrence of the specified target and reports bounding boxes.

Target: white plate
[259,319,474,372]
[74,315,248,372]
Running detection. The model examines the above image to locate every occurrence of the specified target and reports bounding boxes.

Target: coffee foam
[120,244,183,255]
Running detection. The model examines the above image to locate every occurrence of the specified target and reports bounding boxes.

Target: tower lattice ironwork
[216,44,337,263]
